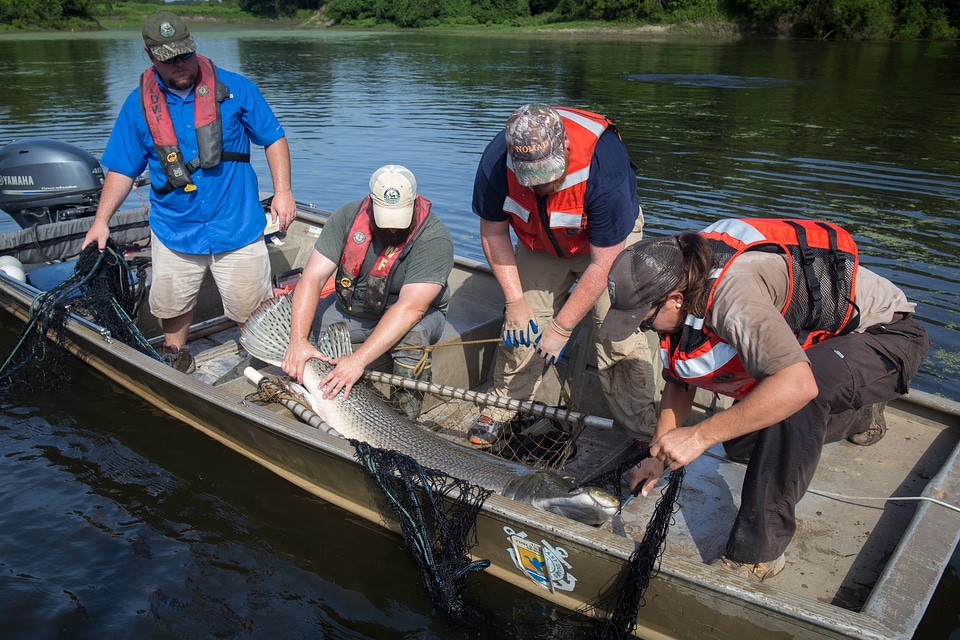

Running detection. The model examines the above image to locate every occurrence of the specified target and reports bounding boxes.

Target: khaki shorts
[149,232,272,323]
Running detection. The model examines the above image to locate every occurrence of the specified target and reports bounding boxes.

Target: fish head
[507,471,620,527]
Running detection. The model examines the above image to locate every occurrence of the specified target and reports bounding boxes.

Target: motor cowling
[0,138,104,228]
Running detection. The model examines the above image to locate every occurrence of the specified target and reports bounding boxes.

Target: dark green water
[0,29,957,638]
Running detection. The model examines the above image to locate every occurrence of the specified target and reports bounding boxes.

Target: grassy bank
[89,2,303,30]
[85,2,729,38]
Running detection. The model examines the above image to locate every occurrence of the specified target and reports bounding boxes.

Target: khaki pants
[486,219,658,440]
[149,232,272,324]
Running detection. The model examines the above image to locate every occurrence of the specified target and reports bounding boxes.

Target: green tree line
[1,0,956,39]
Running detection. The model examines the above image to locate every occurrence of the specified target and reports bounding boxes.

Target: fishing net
[0,241,156,392]
[380,387,585,472]
[590,467,685,639]
[350,439,493,622]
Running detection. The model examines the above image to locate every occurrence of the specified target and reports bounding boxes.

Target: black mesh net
[350,439,493,622]
[0,241,156,392]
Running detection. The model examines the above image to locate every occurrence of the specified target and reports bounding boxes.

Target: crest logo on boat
[504,526,577,593]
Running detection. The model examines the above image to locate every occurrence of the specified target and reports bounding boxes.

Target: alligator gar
[240,294,619,526]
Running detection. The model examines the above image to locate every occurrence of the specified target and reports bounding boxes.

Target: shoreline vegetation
[0,0,957,40]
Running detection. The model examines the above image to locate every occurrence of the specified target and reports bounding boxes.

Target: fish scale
[240,294,619,526]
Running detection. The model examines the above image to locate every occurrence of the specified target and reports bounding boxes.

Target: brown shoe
[712,553,786,581]
[847,402,887,446]
[161,344,195,374]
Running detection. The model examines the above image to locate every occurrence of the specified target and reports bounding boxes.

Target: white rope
[805,489,960,514]
[704,450,960,514]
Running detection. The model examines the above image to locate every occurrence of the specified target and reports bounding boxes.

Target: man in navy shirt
[470,103,657,446]
[83,11,295,374]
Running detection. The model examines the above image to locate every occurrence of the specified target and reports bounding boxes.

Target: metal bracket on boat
[65,307,115,344]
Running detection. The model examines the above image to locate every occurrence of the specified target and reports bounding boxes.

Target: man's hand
[649,425,709,471]
[270,189,297,232]
[82,219,111,251]
[318,352,367,400]
[282,336,324,384]
[534,320,571,365]
[629,457,665,497]
[503,297,538,347]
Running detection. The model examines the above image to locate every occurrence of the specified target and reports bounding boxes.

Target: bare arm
[82,171,136,250]
[480,218,523,302]
[318,281,443,400]
[264,137,295,232]
[554,239,627,330]
[631,361,818,496]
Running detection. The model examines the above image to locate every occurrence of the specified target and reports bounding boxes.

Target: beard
[167,70,197,91]
[374,226,413,247]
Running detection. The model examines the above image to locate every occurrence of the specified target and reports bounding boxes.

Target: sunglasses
[638,300,665,333]
[157,52,195,64]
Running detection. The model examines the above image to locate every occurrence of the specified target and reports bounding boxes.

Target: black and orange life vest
[140,54,248,194]
[662,218,860,399]
[335,195,432,319]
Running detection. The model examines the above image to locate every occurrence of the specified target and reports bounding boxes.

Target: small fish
[240,294,619,526]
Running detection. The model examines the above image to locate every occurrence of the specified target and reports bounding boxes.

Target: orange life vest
[662,218,860,399]
[503,107,615,258]
[335,195,432,318]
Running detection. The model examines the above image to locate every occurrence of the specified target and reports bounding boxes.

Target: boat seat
[26,259,77,291]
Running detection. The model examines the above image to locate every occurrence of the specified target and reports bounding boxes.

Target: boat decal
[504,526,576,593]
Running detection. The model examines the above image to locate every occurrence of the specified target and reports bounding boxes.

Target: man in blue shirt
[470,103,657,446]
[83,11,295,374]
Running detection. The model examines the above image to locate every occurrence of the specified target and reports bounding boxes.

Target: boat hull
[0,208,957,639]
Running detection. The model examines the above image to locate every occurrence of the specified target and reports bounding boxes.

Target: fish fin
[239,293,294,366]
[317,321,354,359]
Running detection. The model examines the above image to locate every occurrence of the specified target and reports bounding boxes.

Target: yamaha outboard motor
[0,138,104,228]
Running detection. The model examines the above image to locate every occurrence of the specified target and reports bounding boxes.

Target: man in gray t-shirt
[282,165,454,419]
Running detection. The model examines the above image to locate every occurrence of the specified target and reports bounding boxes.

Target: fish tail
[240,293,294,366]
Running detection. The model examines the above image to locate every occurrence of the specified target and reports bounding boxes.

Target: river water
[0,28,957,638]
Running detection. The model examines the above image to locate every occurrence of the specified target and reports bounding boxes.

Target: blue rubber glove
[535,320,571,365]
[503,297,539,347]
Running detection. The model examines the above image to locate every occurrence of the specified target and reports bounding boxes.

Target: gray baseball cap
[599,236,686,341]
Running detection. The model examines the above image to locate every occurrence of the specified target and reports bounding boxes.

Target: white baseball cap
[369,164,417,229]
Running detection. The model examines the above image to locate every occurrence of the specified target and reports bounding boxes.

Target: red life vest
[503,107,615,258]
[140,55,248,194]
[335,195,433,319]
[661,218,860,400]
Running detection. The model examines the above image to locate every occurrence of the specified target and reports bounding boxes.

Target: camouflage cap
[142,11,196,62]
[505,103,567,187]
